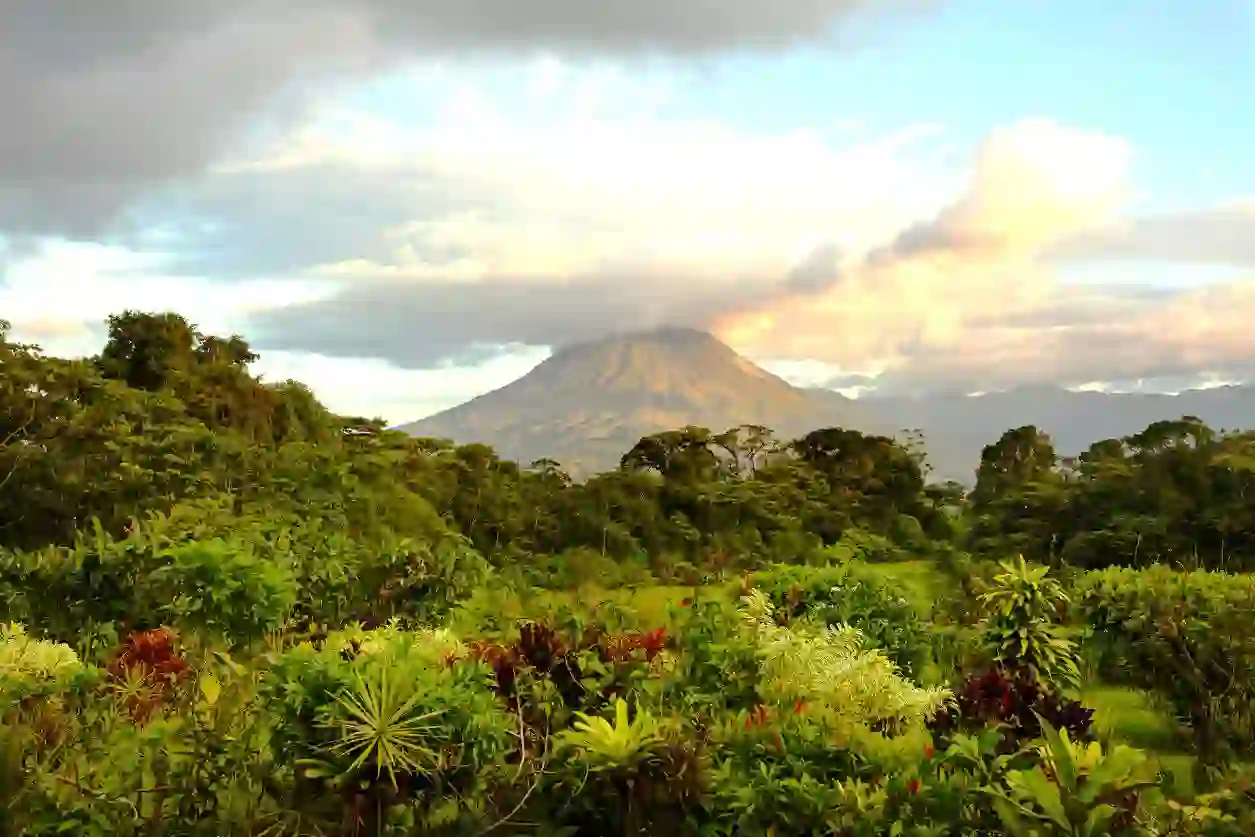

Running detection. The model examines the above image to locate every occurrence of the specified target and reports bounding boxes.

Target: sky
[2,0,1254,421]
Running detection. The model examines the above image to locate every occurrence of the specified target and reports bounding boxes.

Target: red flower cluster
[604,627,668,662]
[106,627,191,723]
[745,704,772,728]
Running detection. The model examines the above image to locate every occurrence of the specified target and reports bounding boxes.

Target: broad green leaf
[989,794,1037,837]
[1081,803,1118,837]
[1012,768,1069,831]
[198,671,221,707]
[1037,715,1078,792]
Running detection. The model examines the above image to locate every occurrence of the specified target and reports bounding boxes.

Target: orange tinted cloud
[713,119,1141,383]
[895,118,1130,258]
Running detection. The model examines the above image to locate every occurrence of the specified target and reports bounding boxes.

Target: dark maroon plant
[467,623,585,710]
[468,621,669,717]
[931,669,1094,750]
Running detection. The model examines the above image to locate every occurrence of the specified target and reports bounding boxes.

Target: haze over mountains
[399,328,1255,482]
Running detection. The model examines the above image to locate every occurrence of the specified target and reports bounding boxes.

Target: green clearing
[852,559,956,616]
[1083,685,1183,751]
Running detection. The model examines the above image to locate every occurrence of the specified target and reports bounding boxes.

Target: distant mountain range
[397,328,1255,482]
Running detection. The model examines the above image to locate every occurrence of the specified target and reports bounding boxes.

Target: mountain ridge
[398,328,1255,481]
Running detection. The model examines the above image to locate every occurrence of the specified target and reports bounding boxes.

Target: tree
[194,334,258,367]
[98,310,200,391]
[973,425,1058,504]
[620,426,719,483]
[710,424,778,479]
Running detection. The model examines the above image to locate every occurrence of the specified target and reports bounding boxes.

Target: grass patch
[855,560,956,617]
[1082,685,1183,753]
[448,582,734,635]
[562,583,714,625]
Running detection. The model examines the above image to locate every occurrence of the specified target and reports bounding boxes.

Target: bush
[0,623,85,685]
[261,626,516,832]
[821,528,906,564]
[750,562,931,677]
[148,540,298,645]
[0,500,490,647]
[739,590,951,733]
[1075,565,1255,762]
[527,546,656,589]
[0,623,98,719]
[662,596,763,717]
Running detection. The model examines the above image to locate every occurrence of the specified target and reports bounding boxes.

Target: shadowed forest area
[6,312,1255,835]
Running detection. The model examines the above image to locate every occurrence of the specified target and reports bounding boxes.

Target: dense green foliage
[5,311,1255,834]
[969,420,1255,570]
[1077,567,1255,763]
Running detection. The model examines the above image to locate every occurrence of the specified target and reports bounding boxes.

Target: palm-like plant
[980,556,1081,690]
[557,698,665,771]
[981,556,1069,620]
[322,665,446,789]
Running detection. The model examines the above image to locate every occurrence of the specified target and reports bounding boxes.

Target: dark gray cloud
[783,242,845,293]
[0,1,380,235]
[353,0,919,52]
[813,371,881,390]
[867,211,991,267]
[247,268,787,367]
[0,0,926,237]
[1047,206,1255,267]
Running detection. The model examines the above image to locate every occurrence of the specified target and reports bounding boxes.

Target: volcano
[396,327,886,476]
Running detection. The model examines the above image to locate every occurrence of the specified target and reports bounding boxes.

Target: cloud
[353,0,929,52]
[218,79,948,366]
[0,0,927,237]
[249,347,552,423]
[0,238,334,355]
[120,157,467,281]
[783,243,847,294]
[1047,202,1255,267]
[0,3,379,236]
[872,119,1131,264]
[867,279,1255,392]
[712,119,1255,391]
[252,268,784,366]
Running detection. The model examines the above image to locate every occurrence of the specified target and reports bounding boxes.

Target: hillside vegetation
[5,312,1255,835]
